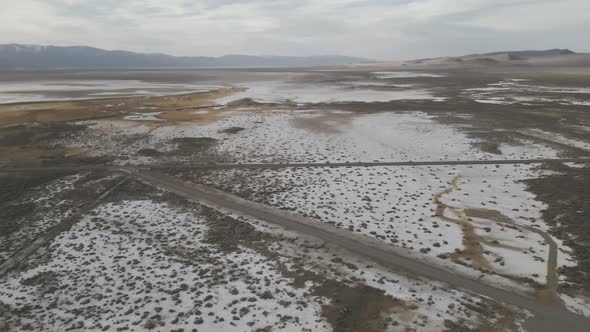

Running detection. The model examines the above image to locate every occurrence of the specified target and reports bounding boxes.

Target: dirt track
[0,157,588,173]
[0,176,128,275]
[129,170,589,332]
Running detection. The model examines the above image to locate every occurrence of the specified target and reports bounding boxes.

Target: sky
[0,0,588,60]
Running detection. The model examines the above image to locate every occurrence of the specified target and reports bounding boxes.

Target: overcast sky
[1,0,588,60]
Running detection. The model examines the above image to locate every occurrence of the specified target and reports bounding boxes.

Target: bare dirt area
[0,87,243,167]
[0,64,589,331]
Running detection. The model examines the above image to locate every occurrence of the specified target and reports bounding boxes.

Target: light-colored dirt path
[0,176,128,276]
[129,170,589,332]
[434,176,564,308]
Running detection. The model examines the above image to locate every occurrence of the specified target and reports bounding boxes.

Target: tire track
[129,170,589,332]
[0,176,128,276]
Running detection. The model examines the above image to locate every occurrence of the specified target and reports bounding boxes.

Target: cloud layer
[1,0,588,59]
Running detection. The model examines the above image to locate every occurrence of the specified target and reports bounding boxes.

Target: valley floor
[1,65,589,331]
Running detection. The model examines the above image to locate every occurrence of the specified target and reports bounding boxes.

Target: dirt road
[0,157,588,174]
[130,170,589,332]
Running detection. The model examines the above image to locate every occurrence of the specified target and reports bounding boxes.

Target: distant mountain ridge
[0,44,373,69]
[410,48,576,65]
[462,49,575,61]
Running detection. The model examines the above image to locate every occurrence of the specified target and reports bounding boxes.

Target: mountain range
[0,44,372,69]
[0,44,582,69]
[409,49,577,65]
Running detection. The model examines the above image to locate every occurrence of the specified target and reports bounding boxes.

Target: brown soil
[434,177,560,289]
[291,111,354,134]
[218,127,245,134]
[443,297,522,332]
[135,136,221,161]
[0,100,120,128]
[203,209,266,252]
[434,175,566,308]
[277,262,406,332]
[0,88,244,166]
[463,208,564,308]
[172,137,217,150]
[475,142,502,155]
[0,123,88,166]
[434,176,492,270]
[317,283,402,332]
[0,88,238,128]
[141,88,249,125]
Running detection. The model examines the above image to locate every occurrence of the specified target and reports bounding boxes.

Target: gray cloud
[0,0,587,60]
